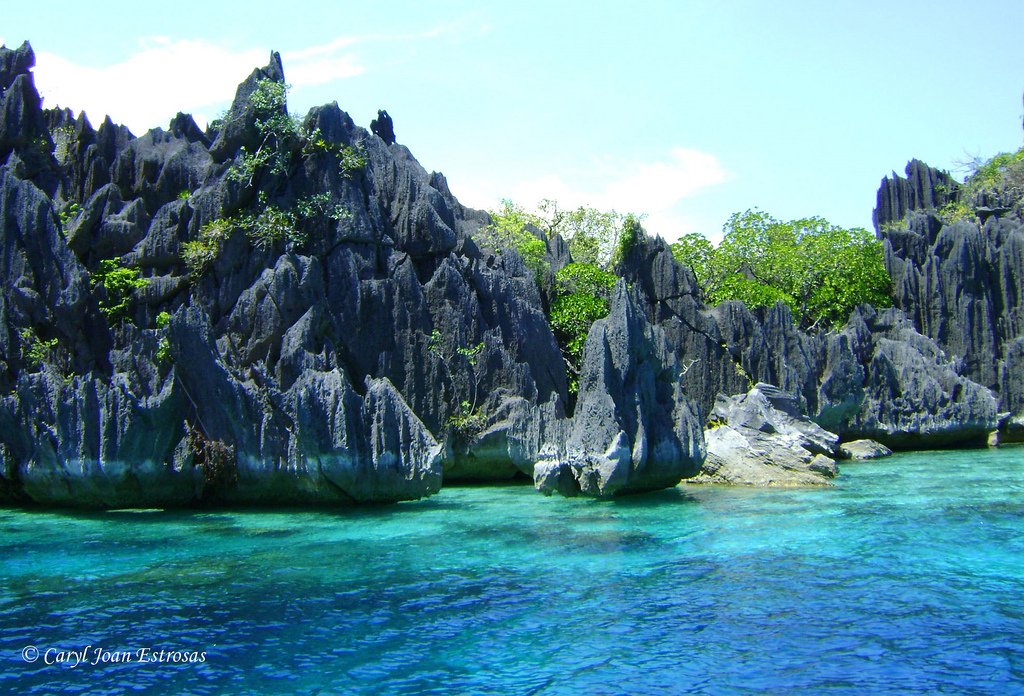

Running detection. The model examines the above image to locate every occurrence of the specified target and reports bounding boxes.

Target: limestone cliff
[0,39,1012,507]
[0,42,701,505]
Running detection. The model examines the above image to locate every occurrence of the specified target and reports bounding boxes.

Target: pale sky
[5,1,1024,242]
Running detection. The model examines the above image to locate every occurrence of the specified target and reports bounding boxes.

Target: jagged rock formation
[532,281,704,497]
[613,232,999,449]
[370,110,395,146]
[816,305,999,448]
[689,384,841,486]
[0,38,1014,506]
[0,42,572,506]
[0,41,707,506]
[875,160,1024,439]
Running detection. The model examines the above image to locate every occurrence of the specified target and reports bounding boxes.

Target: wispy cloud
[35,38,269,134]
[30,22,466,135]
[457,148,731,242]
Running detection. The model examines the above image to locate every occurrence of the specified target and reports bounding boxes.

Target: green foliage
[302,128,335,155]
[671,232,721,293]
[958,146,1024,207]
[301,127,366,178]
[549,262,617,394]
[878,220,909,235]
[448,400,485,440]
[428,328,443,354]
[155,311,173,362]
[551,294,609,365]
[294,193,352,223]
[90,259,150,323]
[157,337,172,363]
[456,342,484,366]
[177,189,192,201]
[482,199,550,276]
[555,262,617,298]
[338,146,367,178]
[611,214,643,268]
[673,209,892,329]
[227,79,368,191]
[937,200,974,224]
[227,78,299,187]
[428,328,487,440]
[245,206,303,249]
[58,202,80,229]
[183,218,235,277]
[535,199,625,267]
[20,328,57,369]
[482,198,632,271]
[182,194,348,277]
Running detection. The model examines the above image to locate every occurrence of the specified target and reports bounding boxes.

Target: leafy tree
[958,146,1024,208]
[535,199,624,267]
[610,213,644,268]
[549,262,617,395]
[481,199,549,276]
[481,201,643,399]
[672,209,892,329]
[670,232,720,293]
[481,198,632,274]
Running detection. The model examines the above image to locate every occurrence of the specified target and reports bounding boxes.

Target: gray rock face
[532,282,705,498]
[1,39,1015,507]
[0,42,45,162]
[0,44,570,506]
[817,306,1000,448]
[690,384,840,486]
[874,160,1024,437]
[615,230,997,449]
[0,301,443,508]
[873,159,959,232]
[839,439,892,460]
[208,51,286,163]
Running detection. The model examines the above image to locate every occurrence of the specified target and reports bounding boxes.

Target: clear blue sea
[2,448,1024,695]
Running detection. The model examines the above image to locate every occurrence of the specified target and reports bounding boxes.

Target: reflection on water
[1,448,1023,694]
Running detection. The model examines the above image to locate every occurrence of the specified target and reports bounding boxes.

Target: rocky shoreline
[0,42,1018,507]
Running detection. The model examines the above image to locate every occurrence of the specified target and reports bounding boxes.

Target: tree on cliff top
[481,198,627,272]
[479,200,637,402]
[672,209,892,330]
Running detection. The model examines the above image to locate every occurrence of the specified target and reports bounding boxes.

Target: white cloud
[502,147,730,243]
[32,35,369,135]
[604,148,729,212]
[27,18,479,135]
[35,39,267,134]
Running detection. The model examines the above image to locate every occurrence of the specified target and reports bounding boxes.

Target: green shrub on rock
[183,219,235,277]
[19,328,57,369]
[959,146,1024,208]
[672,209,892,330]
[90,259,150,324]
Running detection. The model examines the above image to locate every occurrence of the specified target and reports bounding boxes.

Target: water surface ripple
[2,448,1023,694]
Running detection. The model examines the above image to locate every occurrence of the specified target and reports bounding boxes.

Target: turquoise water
[2,448,1024,695]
